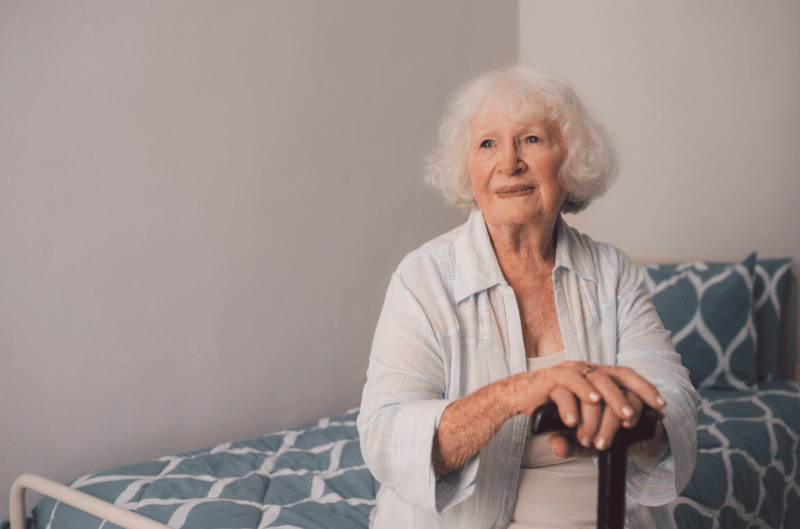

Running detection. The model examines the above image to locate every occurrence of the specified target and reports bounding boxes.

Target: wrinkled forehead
[471,102,557,141]
[476,76,555,124]
[473,100,548,130]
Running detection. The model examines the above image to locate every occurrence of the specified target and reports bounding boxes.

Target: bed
[643,255,800,528]
[5,255,799,529]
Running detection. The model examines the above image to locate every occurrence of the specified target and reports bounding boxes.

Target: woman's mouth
[496,185,535,197]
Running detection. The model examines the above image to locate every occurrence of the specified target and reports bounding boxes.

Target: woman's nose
[499,143,526,176]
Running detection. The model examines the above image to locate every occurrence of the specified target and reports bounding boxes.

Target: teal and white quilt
[672,381,800,528]
[25,409,376,529]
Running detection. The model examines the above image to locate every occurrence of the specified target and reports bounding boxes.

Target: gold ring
[583,363,596,375]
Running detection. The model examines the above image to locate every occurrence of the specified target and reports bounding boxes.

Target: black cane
[530,401,658,529]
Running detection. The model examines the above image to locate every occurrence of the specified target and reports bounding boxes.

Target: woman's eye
[525,135,541,144]
[479,139,494,148]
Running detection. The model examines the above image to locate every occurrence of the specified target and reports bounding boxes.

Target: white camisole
[507,351,598,529]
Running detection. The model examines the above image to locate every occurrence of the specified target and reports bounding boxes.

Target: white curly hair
[423,65,619,213]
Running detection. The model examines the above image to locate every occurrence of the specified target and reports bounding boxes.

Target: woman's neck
[487,217,559,274]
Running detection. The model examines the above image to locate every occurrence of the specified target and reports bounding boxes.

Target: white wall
[0,0,517,518]
[520,0,800,264]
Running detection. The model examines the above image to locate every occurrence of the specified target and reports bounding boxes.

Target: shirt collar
[552,214,598,285]
[453,209,597,303]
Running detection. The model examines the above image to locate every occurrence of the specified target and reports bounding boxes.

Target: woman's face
[467,103,567,232]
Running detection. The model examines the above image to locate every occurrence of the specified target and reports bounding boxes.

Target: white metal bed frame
[10,473,170,529]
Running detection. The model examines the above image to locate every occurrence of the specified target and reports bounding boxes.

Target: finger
[546,364,603,405]
[577,399,602,448]
[548,431,597,459]
[603,365,668,410]
[548,431,571,459]
[584,371,635,423]
[519,364,602,417]
[622,391,643,429]
[550,386,579,428]
[594,405,622,451]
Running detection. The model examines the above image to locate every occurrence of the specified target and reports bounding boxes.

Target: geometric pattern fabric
[24,409,376,529]
[643,255,792,389]
[752,258,794,381]
[668,381,800,529]
[642,253,759,390]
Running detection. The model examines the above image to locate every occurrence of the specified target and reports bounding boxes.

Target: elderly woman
[357,66,697,528]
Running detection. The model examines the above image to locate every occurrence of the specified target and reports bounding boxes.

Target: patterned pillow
[753,258,793,381]
[643,253,758,390]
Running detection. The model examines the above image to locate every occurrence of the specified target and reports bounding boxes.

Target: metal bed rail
[10,473,170,529]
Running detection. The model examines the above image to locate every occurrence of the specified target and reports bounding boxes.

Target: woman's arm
[432,361,667,477]
[431,369,572,477]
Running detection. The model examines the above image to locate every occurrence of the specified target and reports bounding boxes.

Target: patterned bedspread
[11,382,800,529]
[26,409,376,529]
[670,380,800,529]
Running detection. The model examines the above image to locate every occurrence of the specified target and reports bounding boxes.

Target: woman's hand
[433,361,607,477]
[432,360,668,477]
[544,362,668,459]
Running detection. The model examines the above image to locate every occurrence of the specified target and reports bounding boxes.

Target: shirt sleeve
[613,252,698,507]
[357,272,479,514]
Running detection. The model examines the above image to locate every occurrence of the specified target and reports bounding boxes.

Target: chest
[509,273,564,357]
[445,273,612,396]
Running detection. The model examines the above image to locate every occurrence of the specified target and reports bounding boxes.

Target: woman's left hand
[546,363,669,459]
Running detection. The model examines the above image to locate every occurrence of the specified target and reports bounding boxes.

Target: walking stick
[530,401,658,529]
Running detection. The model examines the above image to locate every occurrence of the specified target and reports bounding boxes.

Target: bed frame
[9,265,800,529]
[10,473,170,529]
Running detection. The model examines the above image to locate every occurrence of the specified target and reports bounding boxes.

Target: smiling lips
[496,184,535,197]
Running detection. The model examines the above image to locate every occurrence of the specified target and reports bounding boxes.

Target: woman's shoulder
[391,222,466,289]
[559,220,638,276]
[395,224,465,276]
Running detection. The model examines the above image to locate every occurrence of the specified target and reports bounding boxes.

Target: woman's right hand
[526,361,667,458]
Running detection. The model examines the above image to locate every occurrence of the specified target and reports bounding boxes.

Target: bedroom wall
[0,0,517,518]
[519,0,800,266]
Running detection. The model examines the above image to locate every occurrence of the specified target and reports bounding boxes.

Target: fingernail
[589,392,601,402]
[622,406,633,418]
[565,413,577,426]
[656,396,667,407]
[595,438,606,450]
[581,436,592,448]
